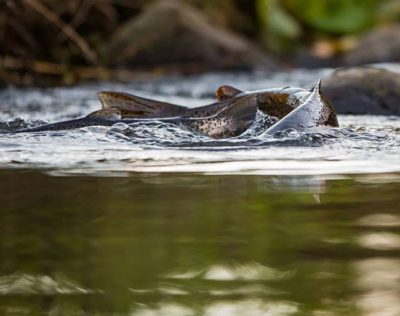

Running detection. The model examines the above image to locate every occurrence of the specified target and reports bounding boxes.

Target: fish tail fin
[97,91,188,118]
[317,80,339,127]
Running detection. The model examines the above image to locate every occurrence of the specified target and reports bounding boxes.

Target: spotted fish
[9,94,258,139]
[98,86,311,120]
[6,82,338,138]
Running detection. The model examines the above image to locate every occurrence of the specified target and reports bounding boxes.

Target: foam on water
[0,69,399,177]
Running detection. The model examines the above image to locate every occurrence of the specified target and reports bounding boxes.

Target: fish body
[11,95,257,139]
[6,82,338,138]
[98,86,310,120]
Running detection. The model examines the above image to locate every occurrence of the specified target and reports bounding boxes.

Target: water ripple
[0,72,399,176]
[0,273,99,296]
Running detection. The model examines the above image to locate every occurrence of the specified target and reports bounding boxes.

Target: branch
[23,0,98,65]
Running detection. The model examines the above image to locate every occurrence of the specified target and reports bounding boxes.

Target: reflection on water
[353,212,400,316]
[357,233,400,251]
[164,263,292,282]
[353,259,400,316]
[0,273,97,295]
[0,70,399,177]
[131,299,299,316]
[0,170,400,315]
[356,213,400,227]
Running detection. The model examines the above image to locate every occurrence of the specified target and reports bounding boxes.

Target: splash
[0,70,399,176]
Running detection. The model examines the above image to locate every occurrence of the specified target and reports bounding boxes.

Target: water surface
[1,170,400,315]
[0,69,399,176]
[0,68,400,315]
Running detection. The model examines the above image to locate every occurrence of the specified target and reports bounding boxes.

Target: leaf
[256,0,301,52]
[283,0,379,34]
[257,0,300,38]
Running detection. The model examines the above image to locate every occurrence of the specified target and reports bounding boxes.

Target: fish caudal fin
[263,80,339,136]
[318,81,339,128]
[98,91,187,118]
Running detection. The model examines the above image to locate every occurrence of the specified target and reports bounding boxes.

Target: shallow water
[1,170,400,316]
[0,69,399,176]
[0,68,400,315]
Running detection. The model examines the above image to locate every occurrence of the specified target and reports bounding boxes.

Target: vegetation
[257,0,400,53]
[0,0,399,85]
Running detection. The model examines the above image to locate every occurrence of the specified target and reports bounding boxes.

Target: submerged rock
[344,25,400,65]
[321,67,400,115]
[101,0,272,70]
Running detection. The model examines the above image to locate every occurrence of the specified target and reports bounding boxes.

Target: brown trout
[98,86,311,120]
[10,95,258,139]
[7,82,338,138]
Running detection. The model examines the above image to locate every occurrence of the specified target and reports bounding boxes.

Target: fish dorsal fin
[97,91,187,118]
[215,85,243,101]
[87,108,122,120]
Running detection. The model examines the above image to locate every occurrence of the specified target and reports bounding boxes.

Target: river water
[0,68,399,315]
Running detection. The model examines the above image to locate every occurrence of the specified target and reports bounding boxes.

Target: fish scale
[4,82,338,138]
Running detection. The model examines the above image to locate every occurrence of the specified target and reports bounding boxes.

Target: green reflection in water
[0,170,399,315]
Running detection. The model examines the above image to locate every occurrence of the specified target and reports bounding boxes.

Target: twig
[0,55,178,83]
[69,0,95,29]
[23,0,98,65]
[0,55,209,86]
[56,0,95,44]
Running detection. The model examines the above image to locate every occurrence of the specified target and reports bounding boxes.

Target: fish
[8,94,258,139]
[98,86,311,120]
[97,91,187,117]
[5,81,338,139]
[215,85,311,119]
[262,81,339,136]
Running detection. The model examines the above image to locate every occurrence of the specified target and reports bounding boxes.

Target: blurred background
[1,0,400,86]
[1,4,400,315]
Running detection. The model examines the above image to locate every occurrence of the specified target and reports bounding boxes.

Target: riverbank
[2,0,400,87]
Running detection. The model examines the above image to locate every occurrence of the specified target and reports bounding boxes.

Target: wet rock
[321,67,400,115]
[345,25,400,65]
[101,0,273,71]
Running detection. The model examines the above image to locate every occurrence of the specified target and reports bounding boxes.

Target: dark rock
[101,0,273,71]
[321,66,400,115]
[345,25,400,65]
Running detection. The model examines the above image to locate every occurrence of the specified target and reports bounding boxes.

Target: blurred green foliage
[256,0,301,53]
[2,0,400,59]
[284,0,377,33]
[256,0,400,52]
[1,0,400,86]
